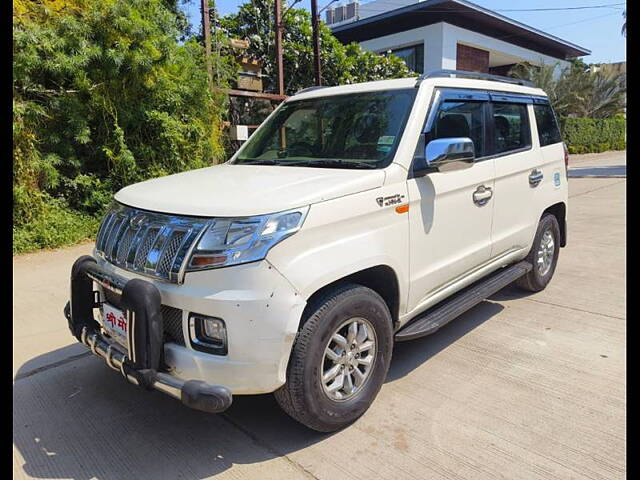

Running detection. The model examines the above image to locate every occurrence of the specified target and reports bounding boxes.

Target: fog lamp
[189,314,227,354]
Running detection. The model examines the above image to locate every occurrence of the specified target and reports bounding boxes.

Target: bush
[560,116,626,154]
[13,199,100,254]
[13,0,230,254]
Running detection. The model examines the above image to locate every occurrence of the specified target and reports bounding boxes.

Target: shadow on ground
[14,300,504,479]
[568,165,626,178]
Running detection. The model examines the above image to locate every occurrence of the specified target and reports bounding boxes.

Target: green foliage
[559,116,626,154]
[13,0,230,253]
[13,199,100,254]
[219,0,411,95]
[510,59,626,119]
[511,59,626,153]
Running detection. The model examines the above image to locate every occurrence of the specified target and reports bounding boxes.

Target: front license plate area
[101,302,129,352]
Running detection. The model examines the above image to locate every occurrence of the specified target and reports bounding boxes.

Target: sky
[181,0,627,64]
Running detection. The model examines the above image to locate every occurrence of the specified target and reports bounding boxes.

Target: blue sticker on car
[554,172,561,187]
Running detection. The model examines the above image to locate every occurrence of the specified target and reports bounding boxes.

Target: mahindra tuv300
[65,71,568,432]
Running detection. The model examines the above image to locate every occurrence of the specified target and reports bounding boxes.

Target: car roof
[291,76,547,101]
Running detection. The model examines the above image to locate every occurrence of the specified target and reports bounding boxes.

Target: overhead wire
[335,1,625,15]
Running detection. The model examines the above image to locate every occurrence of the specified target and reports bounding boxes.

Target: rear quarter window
[533,104,562,147]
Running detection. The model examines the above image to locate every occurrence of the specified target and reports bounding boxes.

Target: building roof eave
[331,0,591,60]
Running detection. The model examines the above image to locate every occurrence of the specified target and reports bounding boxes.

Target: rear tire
[274,283,393,432]
[516,213,561,292]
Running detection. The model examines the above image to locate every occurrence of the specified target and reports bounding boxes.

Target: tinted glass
[388,44,424,74]
[493,103,531,154]
[431,100,486,157]
[235,89,417,169]
[533,104,562,146]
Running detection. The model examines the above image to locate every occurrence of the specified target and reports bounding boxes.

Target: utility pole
[201,0,213,85]
[274,0,285,96]
[310,0,322,86]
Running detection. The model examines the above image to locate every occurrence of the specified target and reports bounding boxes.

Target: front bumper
[65,256,233,413]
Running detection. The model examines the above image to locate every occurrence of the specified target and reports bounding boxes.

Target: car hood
[115,163,385,217]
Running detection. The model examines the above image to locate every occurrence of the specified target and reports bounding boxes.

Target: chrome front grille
[96,203,210,283]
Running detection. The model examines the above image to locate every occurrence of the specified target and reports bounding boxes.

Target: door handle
[529,169,544,187]
[473,185,493,206]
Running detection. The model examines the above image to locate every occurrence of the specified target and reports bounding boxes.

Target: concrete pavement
[13,152,626,479]
[568,150,626,178]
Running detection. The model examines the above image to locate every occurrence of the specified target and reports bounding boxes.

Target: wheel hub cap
[537,229,555,276]
[320,317,377,402]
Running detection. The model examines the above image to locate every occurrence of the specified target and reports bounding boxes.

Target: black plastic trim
[531,96,551,104]
[418,69,534,88]
[120,279,163,371]
[395,261,532,341]
[68,256,100,340]
[489,93,534,103]
[68,257,163,371]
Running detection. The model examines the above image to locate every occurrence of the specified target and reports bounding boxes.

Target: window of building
[430,100,487,157]
[533,104,562,146]
[492,103,531,154]
[385,44,424,74]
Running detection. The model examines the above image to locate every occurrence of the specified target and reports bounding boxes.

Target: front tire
[516,213,561,292]
[274,283,393,432]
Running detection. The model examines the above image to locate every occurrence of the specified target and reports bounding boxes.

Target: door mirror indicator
[413,137,475,177]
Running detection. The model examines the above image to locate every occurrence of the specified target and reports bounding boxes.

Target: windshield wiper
[235,159,279,166]
[236,158,378,169]
[303,159,378,169]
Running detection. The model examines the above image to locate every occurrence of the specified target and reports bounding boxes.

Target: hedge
[559,116,626,154]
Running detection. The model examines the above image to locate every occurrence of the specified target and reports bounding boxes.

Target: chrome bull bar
[80,326,211,403]
[66,255,232,414]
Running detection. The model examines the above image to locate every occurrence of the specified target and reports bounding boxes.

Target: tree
[622,10,626,37]
[13,0,231,252]
[219,0,411,95]
[509,59,626,119]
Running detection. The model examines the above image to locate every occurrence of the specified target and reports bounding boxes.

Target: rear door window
[533,104,562,146]
[492,103,531,154]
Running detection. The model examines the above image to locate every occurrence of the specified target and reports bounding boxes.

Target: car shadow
[14,299,504,479]
[488,283,535,302]
[387,300,504,382]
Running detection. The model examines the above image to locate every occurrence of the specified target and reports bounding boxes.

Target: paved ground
[13,151,626,479]
[568,150,626,178]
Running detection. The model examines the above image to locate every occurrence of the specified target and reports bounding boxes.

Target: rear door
[406,89,495,311]
[489,93,542,258]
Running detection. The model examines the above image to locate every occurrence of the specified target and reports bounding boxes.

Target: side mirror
[412,137,475,177]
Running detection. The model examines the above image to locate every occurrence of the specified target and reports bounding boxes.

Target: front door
[406,90,495,313]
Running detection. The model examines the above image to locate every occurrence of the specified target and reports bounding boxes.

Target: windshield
[233,89,417,169]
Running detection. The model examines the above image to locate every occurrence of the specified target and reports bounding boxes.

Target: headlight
[187,206,309,270]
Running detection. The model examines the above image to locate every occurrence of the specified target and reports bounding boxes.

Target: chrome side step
[395,261,532,342]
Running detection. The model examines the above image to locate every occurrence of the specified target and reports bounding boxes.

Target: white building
[327,0,590,76]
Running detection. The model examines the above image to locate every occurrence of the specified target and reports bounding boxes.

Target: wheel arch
[301,265,401,330]
[543,202,567,247]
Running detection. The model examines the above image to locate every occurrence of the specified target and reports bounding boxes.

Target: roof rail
[416,70,534,88]
[294,85,327,95]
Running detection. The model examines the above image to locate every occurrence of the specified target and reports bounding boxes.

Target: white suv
[65,70,568,432]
